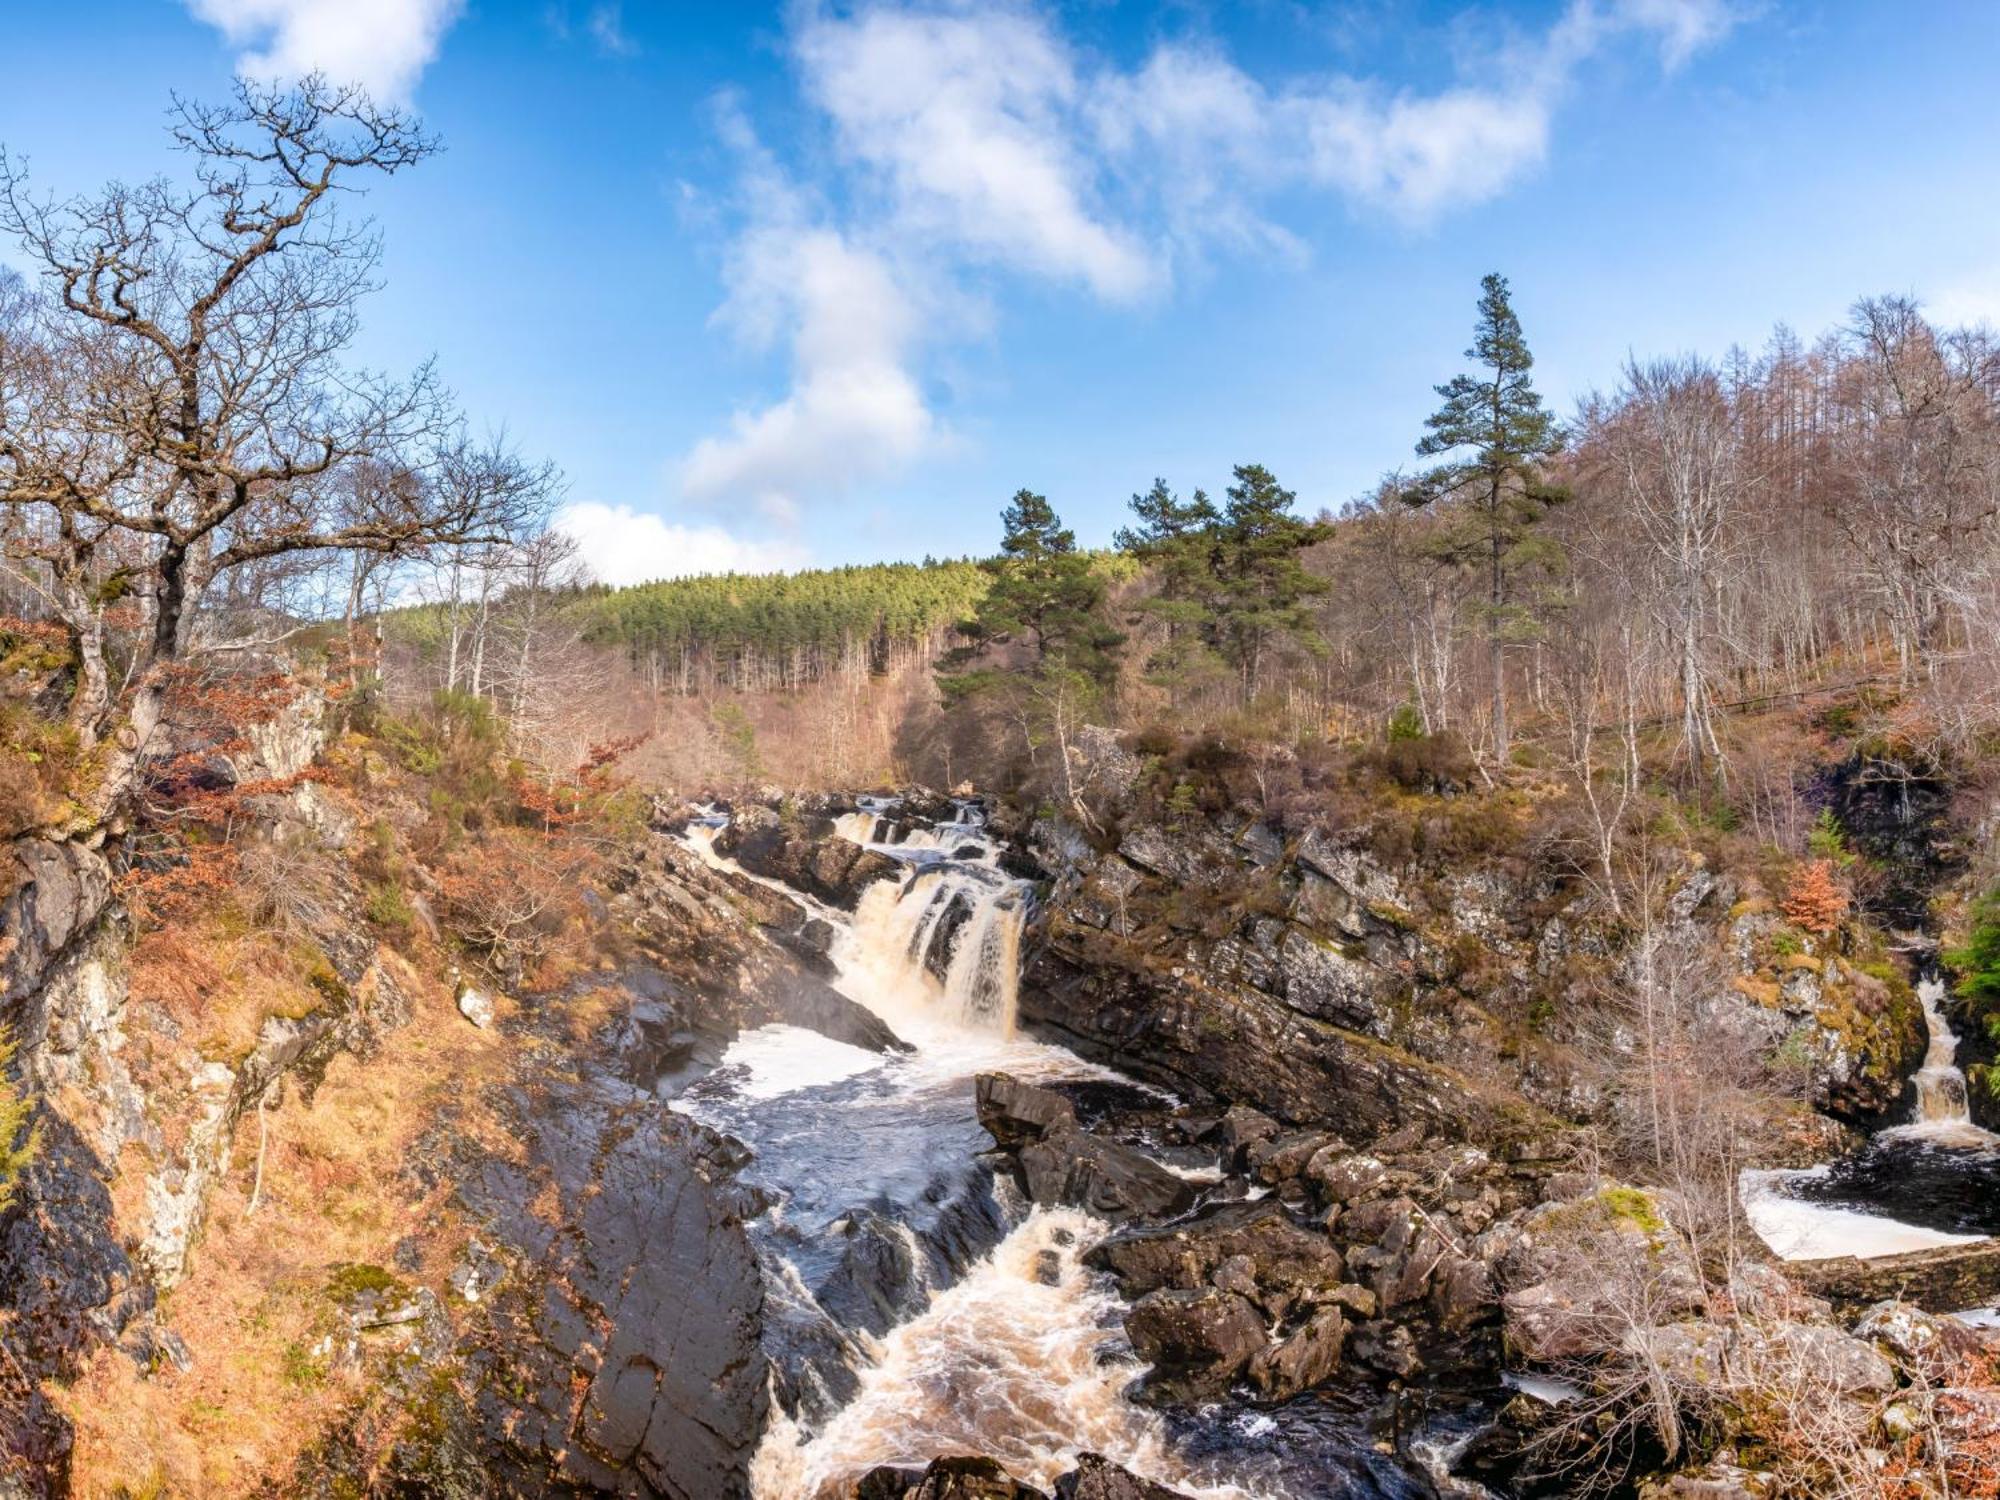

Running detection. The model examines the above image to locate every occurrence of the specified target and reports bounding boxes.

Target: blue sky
[3,2,1998,583]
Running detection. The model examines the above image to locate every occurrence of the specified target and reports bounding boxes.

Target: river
[666,801,1463,1500]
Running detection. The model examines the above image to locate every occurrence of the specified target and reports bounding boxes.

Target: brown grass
[60,955,520,1496]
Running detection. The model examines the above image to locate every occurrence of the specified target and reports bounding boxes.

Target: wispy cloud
[186,0,464,101]
[794,4,1159,300]
[557,501,807,585]
[587,2,637,58]
[675,0,1745,525]
[676,105,940,524]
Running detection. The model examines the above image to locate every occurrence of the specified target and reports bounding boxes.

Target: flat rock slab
[1789,1237,2000,1314]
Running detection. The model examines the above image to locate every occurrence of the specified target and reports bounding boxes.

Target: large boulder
[1247,1306,1347,1401]
[1124,1287,1268,1398]
[1054,1453,1193,1498]
[857,1456,1048,1500]
[977,1074,1194,1222]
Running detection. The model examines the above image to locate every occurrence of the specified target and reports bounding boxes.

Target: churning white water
[673,807,1292,1499]
[750,1207,1264,1500]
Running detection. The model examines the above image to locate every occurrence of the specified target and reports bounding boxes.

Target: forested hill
[572,558,992,692]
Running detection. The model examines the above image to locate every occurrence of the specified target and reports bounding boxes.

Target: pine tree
[1214,465,1333,699]
[1116,468,1330,701]
[949,490,1122,688]
[1116,478,1224,687]
[1402,273,1565,758]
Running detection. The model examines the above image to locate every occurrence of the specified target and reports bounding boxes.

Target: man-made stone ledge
[1789,1239,2000,1314]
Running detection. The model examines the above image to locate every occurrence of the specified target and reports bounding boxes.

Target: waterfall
[1884,971,1996,1147]
[849,865,1025,1034]
[748,1207,1262,1500]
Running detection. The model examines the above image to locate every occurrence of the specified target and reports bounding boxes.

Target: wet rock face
[1020,943,1511,1143]
[462,1082,769,1500]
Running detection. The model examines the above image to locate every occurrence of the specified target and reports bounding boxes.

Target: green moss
[325,1262,403,1302]
[1597,1184,1665,1235]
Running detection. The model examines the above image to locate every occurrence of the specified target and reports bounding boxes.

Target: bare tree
[1593,358,1743,777]
[0,78,542,817]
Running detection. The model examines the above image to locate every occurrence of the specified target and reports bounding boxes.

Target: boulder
[1088,1200,1345,1314]
[1018,1121,1194,1222]
[456,983,495,1028]
[1246,1129,1343,1186]
[1053,1453,1193,1498]
[1348,1319,1420,1377]
[857,1456,1047,1499]
[1853,1298,1988,1380]
[1745,1321,1896,1395]
[1124,1287,1269,1397]
[977,1074,1192,1222]
[1247,1306,1346,1400]
[976,1074,1080,1148]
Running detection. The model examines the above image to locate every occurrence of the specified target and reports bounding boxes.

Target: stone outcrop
[1019,815,1559,1146]
[975,1073,1194,1221]
[713,808,902,910]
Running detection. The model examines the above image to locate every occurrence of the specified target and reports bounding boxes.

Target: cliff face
[0,700,898,1498]
[1009,740,1930,1160]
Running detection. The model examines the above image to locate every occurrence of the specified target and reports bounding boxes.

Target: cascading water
[1890,973,1987,1143]
[669,802,1311,1499]
[1743,966,2000,1263]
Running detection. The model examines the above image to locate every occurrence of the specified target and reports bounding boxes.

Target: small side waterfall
[1743,966,2000,1262]
[1911,975,1969,1125]
[1885,971,1995,1147]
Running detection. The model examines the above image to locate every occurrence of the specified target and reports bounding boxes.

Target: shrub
[0,1029,40,1217]
[1781,859,1849,936]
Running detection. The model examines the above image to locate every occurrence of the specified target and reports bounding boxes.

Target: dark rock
[1017,1120,1194,1222]
[1349,1319,1421,1377]
[976,1073,1079,1148]
[1247,1305,1346,1400]
[817,1209,930,1337]
[978,1073,1193,1222]
[714,816,901,910]
[1053,1452,1194,1498]
[858,1455,1049,1499]
[1212,1104,1279,1165]
[1124,1287,1268,1397]
[463,1084,767,1499]
[1022,936,1530,1143]
[1429,1252,1499,1333]
[1246,1129,1342,1185]
[1089,1200,1344,1318]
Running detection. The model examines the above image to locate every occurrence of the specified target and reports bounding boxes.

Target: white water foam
[749,1206,1274,1500]
[1739,1165,1985,1261]
[701,1024,887,1100]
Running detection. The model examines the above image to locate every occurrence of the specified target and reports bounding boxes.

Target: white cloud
[677,107,941,522]
[794,3,1159,300]
[1607,0,1742,71]
[587,3,636,57]
[187,0,464,101]
[556,502,807,586]
[676,0,1744,520]
[1928,273,2000,331]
